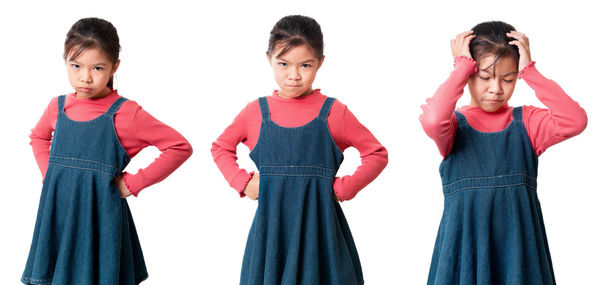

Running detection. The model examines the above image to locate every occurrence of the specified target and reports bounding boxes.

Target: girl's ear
[111,60,121,76]
[62,54,67,64]
[318,55,325,69]
[266,52,272,65]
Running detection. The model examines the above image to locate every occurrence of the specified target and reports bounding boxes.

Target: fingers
[451,30,475,58]
[507,31,532,72]
[508,40,526,50]
[456,30,474,39]
[465,34,476,44]
[453,31,474,45]
[507,31,529,45]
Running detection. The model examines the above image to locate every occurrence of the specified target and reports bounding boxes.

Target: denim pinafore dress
[22,95,148,285]
[240,97,363,285]
[427,107,555,284]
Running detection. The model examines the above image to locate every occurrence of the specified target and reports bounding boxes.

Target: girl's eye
[278,62,288,67]
[301,64,312,68]
[71,64,80,69]
[93,67,104,71]
[503,79,514,83]
[478,75,490,80]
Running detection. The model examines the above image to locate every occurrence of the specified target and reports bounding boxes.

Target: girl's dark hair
[267,15,324,60]
[469,21,519,71]
[64,17,121,88]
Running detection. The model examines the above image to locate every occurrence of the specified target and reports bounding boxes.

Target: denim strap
[258,97,270,120]
[57,95,66,115]
[454,110,467,127]
[318,97,335,119]
[512,106,523,122]
[105,97,128,117]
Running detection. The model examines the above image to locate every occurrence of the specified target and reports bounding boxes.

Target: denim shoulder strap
[318,97,336,119]
[258,97,270,120]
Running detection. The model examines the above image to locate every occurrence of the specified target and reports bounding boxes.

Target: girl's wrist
[518,61,536,79]
[237,171,255,198]
[121,172,139,197]
[454,56,478,74]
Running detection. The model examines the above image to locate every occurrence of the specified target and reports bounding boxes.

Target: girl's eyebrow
[275,56,315,64]
[68,60,108,66]
[479,69,517,77]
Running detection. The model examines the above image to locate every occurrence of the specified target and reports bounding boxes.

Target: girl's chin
[480,105,502,112]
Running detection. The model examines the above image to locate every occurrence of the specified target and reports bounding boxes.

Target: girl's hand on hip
[451,31,476,59]
[244,173,260,200]
[114,176,132,198]
[507,31,532,72]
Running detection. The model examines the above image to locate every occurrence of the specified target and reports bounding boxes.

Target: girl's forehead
[478,55,517,74]
[273,43,319,60]
[66,45,111,62]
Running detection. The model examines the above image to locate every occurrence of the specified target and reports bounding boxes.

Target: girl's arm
[520,63,587,155]
[507,31,587,155]
[211,103,255,198]
[332,105,388,201]
[419,56,477,157]
[121,106,193,196]
[29,97,58,178]
[420,31,477,157]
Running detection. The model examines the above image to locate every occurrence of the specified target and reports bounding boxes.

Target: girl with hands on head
[421,21,587,284]
[211,15,387,284]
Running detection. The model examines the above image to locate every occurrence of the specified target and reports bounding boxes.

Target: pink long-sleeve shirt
[30,90,193,196]
[420,56,587,158]
[211,89,388,202]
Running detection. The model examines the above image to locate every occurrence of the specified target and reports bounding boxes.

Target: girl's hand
[507,31,532,72]
[451,31,476,59]
[114,176,132,198]
[243,173,260,200]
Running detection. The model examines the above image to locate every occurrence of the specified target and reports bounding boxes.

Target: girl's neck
[272,89,321,102]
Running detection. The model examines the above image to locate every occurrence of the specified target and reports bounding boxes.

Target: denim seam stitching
[49,155,119,171]
[21,276,52,283]
[261,173,334,179]
[48,163,117,177]
[442,174,536,187]
[444,183,537,196]
[260,165,335,171]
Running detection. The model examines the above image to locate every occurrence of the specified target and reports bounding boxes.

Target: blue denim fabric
[240,97,363,285]
[428,107,555,284]
[22,96,148,285]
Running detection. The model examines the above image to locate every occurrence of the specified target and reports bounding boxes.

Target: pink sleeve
[121,106,193,196]
[29,97,58,178]
[210,103,256,197]
[520,62,587,155]
[419,56,477,157]
[331,105,388,202]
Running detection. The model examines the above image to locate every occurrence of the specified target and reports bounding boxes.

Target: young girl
[22,18,192,284]
[420,21,587,284]
[212,15,387,284]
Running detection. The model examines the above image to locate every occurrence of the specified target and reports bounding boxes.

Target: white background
[1,0,598,284]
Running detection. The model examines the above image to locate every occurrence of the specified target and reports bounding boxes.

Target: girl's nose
[288,68,301,80]
[80,69,92,83]
[488,79,502,94]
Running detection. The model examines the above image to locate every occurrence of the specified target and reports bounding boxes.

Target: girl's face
[267,44,323,99]
[65,47,119,99]
[468,55,518,112]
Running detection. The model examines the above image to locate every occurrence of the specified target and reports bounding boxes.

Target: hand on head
[507,31,532,72]
[451,31,476,59]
